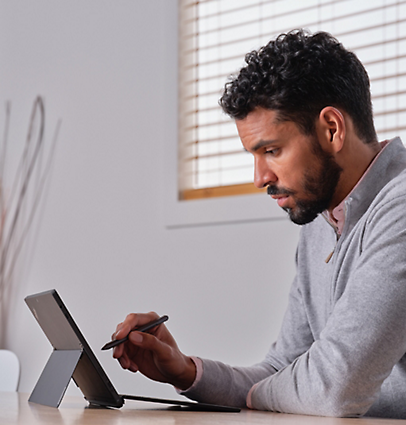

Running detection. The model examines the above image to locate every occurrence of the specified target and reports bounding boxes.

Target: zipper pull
[325,249,334,263]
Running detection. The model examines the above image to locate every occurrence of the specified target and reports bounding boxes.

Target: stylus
[101,315,169,351]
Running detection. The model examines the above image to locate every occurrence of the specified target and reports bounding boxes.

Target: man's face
[236,108,343,225]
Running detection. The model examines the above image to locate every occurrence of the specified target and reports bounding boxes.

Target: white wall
[0,0,300,401]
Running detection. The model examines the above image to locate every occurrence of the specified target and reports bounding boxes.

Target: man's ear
[317,107,346,153]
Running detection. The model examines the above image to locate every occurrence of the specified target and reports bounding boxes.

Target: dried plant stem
[0,97,59,348]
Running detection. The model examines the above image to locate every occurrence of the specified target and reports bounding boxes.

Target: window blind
[178,0,406,200]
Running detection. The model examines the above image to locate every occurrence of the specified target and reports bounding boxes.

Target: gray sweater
[183,137,406,418]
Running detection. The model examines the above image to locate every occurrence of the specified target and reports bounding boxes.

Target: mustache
[267,185,295,197]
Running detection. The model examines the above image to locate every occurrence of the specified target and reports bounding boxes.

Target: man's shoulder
[370,167,406,207]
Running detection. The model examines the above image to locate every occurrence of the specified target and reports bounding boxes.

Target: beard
[267,138,343,225]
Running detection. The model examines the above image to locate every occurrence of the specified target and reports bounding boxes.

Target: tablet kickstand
[29,349,83,408]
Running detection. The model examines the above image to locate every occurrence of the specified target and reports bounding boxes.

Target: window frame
[177,0,406,204]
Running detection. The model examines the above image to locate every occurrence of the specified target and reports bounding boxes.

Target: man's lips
[267,186,293,208]
[271,194,289,208]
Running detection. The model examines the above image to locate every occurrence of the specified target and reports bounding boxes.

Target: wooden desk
[0,392,405,425]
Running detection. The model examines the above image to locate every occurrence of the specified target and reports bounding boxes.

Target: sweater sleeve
[250,193,406,416]
[180,358,277,407]
[181,266,315,407]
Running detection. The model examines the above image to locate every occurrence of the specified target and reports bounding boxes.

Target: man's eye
[266,148,279,155]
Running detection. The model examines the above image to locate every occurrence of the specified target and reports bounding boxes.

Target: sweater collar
[323,137,406,236]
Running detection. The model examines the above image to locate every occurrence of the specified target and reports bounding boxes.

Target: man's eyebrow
[248,139,278,153]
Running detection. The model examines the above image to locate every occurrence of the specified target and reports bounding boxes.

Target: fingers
[117,353,139,373]
[128,330,171,360]
[125,331,196,388]
[112,342,125,359]
[112,312,161,360]
[114,312,160,340]
[113,329,169,364]
[111,322,123,340]
[109,313,194,388]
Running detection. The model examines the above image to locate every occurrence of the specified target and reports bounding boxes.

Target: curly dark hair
[219,29,377,143]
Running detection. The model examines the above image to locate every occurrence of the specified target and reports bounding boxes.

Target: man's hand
[112,312,196,390]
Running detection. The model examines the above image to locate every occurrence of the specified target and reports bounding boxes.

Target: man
[112,30,406,417]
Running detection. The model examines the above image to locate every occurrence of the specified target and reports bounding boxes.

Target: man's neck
[328,138,381,213]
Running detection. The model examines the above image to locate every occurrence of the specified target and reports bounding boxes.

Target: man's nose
[254,157,277,189]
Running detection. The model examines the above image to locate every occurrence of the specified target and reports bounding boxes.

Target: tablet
[25,289,240,412]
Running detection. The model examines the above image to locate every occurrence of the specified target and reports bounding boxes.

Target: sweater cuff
[246,383,258,409]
